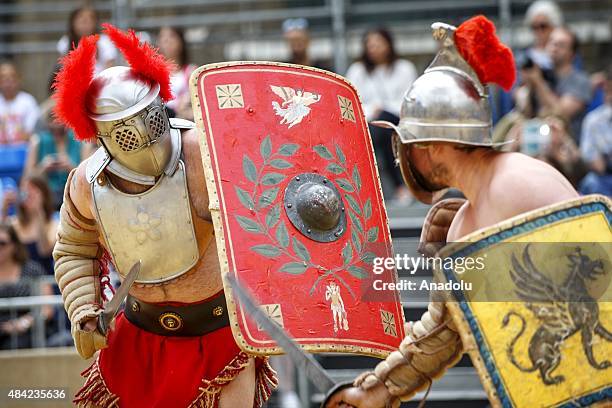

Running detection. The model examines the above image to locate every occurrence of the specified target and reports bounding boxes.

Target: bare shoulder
[182,129,206,176]
[181,128,199,151]
[69,160,95,220]
[181,129,211,220]
[488,153,578,216]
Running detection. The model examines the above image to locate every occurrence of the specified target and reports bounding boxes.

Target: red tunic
[74,311,276,407]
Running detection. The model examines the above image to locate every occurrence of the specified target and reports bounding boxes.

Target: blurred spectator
[24,109,85,209]
[0,223,52,350]
[157,26,196,120]
[579,65,612,196]
[495,1,565,124]
[521,26,591,141]
[2,176,57,276]
[505,116,586,187]
[523,0,563,70]
[0,61,40,145]
[56,5,117,74]
[346,28,417,201]
[282,18,331,71]
[587,69,607,113]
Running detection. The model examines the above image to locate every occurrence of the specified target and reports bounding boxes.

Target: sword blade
[227,274,336,393]
[99,260,141,334]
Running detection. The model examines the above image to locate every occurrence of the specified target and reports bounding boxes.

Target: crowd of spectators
[0,1,609,351]
[493,0,610,196]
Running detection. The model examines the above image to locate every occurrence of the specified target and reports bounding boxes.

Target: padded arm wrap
[53,170,106,358]
[418,198,466,257]
[356,299,462,401]
[355,200,466,401]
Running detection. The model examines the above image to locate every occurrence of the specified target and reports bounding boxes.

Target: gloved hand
[323,381,399,408]
[71,306,108,359]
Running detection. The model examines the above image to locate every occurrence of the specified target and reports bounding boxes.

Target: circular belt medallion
[212,305,224,317]
[159,312,183,331]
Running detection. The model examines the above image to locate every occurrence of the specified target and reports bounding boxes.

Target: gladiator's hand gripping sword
[227,274,352,405]
[97,260,141,335]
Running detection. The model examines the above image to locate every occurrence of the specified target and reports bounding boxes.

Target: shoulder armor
[418,198,466,257]
[170,117,196,130]
[85,147,112,184]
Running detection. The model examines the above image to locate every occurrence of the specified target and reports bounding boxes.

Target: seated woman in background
[157,26,196,120]
[24,109,86,209]
[0,223,52,350]
[346,28,417,202]
[56,5,116,74]
[1,176,57,276]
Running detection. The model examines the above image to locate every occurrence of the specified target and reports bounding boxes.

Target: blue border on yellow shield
[442,202,612,407]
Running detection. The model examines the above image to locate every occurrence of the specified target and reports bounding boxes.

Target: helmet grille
[146,109,167,141]
[113,127,141,152]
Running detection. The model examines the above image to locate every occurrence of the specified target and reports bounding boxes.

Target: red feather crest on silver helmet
[52,24,175,141]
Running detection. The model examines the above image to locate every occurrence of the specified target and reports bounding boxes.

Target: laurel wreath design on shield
[234,136,378,299]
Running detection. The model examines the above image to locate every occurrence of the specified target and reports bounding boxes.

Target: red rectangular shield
[190,62,405,357]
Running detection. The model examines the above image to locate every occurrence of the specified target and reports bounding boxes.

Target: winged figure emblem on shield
[503,245,611,385]
[190,62,405,358]
[434,195,611,407]
[271,85,321,128]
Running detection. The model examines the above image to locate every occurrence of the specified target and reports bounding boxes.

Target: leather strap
[124,292,230,337]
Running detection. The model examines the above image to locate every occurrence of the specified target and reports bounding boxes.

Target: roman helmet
[374,16,516,203]
[53,24,181,184]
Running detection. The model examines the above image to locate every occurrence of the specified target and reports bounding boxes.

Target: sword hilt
[97,315,108,336]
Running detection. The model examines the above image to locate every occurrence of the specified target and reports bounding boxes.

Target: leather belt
[124,292,230,337]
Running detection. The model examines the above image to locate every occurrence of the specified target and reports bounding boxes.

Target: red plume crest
[52,34,99,141]
[52,24,175,141]
[102,23,174,101]
[454,15,516,91]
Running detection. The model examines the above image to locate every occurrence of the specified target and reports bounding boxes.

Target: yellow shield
[434,195,612,408]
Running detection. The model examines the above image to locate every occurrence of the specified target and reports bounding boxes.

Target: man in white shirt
[0,62,40,145]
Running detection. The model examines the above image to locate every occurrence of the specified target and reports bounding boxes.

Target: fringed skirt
[74,312,277,408]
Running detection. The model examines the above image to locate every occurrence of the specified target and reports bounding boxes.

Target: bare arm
[69,162,96,219]
[53,161,107,359]
[182,129,212,221]
[23,135,40,181]
[589,156,606,174]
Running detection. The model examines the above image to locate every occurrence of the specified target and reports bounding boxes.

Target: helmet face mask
[95,96,173,177]
[86,66,175,178]
[106,103,168,153]
[52,24,179,180]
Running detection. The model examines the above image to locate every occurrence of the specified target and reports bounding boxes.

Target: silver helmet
[87,66,173,177]
[374,22,512,203]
